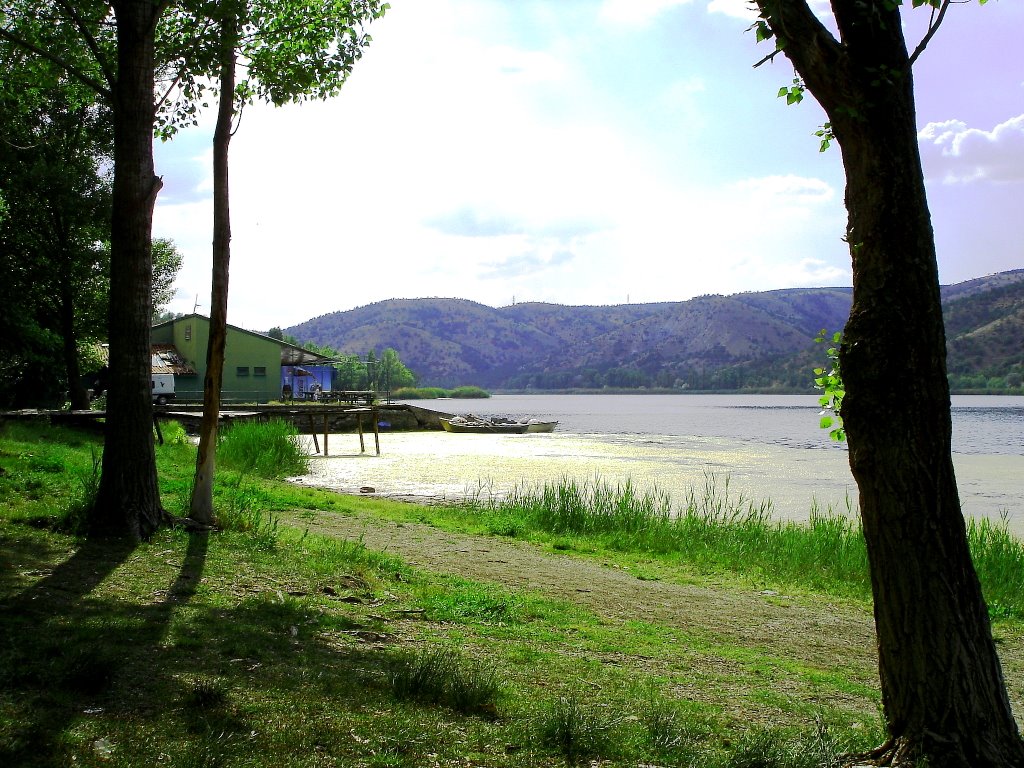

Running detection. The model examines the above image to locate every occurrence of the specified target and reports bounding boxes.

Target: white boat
[524,420,558,433]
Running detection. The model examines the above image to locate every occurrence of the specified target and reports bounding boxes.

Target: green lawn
[2,420,989,767]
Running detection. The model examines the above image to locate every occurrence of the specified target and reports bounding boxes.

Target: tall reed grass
[479,474,1024,616]
[216,419,309,479]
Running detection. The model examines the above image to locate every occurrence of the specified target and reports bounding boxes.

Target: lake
[296,394,1024,533]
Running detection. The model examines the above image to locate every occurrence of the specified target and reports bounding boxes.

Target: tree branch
[52,0,117,92]
[754,0,861,118]
[0,27,112,101]
[909,0,952,66]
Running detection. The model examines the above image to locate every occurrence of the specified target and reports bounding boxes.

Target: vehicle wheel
[156,395,167,405]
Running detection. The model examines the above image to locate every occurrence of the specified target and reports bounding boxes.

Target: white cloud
[151,0,1021,330]
[731,174,834,202]
[599,0,694,27]
[919,114,1024,183]
[706,0,758,22]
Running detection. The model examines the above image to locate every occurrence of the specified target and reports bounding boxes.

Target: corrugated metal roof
[152,344,197,375]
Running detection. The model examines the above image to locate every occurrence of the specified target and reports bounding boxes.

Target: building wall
[281,365,335,397]
[154,316,284,402]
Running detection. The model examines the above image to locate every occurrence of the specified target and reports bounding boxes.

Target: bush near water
[393,385,490,399]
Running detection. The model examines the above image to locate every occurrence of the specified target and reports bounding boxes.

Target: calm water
[298,394,1024,533]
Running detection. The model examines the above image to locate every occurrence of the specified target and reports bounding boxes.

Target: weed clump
[390,647,502,716]
[534,692,619,766]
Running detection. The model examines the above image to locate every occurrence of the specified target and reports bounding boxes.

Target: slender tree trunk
[93,0,167,539]
[58,265,91,411]
[753,2,1024,765]
[189,14,236,524]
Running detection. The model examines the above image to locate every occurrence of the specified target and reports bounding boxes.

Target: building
[151,314,332,403]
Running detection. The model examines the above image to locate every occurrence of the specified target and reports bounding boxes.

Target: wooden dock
[4,405,383,456]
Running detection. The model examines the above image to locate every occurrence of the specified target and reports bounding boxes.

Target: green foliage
[216,419,309,478]
[777,77,804,105]
[814,121,834,152]
[155,1,389,138]
[813,329,846,442]
[392,386,448,399]
[151,238,184,319]
[449,385,490,399]
[0,44,112,407]
[377,347,416,390]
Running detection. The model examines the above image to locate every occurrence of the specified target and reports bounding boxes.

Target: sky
[153,0,1024,333]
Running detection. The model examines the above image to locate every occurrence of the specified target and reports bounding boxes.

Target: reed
[482,475,1024,613]
[216,419,309,479]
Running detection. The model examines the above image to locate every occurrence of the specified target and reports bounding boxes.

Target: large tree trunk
[755,2,1024,765]
[93,1,167,539]
[839,97,1024,768]
[189,15,236,525]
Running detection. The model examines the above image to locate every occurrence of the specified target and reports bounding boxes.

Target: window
[236,366,249,377]
[185,324,191,341]
[254,366,267,377]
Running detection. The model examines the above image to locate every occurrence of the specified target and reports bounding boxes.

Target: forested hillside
[285,271,1024,391]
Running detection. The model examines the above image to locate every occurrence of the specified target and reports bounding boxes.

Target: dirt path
[279,508,1024,723]
[284,510,879,679]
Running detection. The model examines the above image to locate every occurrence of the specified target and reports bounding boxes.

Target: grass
[404,473,1024,619]
[390,647,503,715]
[0,421,994,766]
[216,418,309,478]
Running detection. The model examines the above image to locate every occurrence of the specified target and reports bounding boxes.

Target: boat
[440,416,528,434]
[438,415,558,434]
[524,419,558,433]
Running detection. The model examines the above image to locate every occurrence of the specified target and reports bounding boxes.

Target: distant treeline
[393,386,490,400]
[504,363,1023,395]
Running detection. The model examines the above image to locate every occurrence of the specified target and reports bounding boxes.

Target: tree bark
[755,2,1024,765]
[189,13,236,525]
[93,0,167,539]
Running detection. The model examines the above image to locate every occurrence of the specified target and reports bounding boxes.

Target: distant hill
[285,271,1024,391]
[943,271,1024,388]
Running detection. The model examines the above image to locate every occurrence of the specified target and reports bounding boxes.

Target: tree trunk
[839,103,1024,768]
[93,1,167,539]
[755,2,1024,765]
[189,14,236,525]
[58,264,92,411]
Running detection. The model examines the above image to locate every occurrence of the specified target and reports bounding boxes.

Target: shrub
[393,387,449,400]
[448,386,490,399]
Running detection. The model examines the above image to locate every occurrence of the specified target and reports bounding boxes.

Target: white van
[152,373,175,405]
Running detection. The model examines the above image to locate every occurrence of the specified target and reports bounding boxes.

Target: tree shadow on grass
[0,528,431,767]
[0,530,208,766]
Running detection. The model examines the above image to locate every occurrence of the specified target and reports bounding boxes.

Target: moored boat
[524,420,558,433]
[439,415,557,434]
[439,416,528,434]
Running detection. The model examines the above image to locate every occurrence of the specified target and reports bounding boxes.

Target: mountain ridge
[285,271,1024,391]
